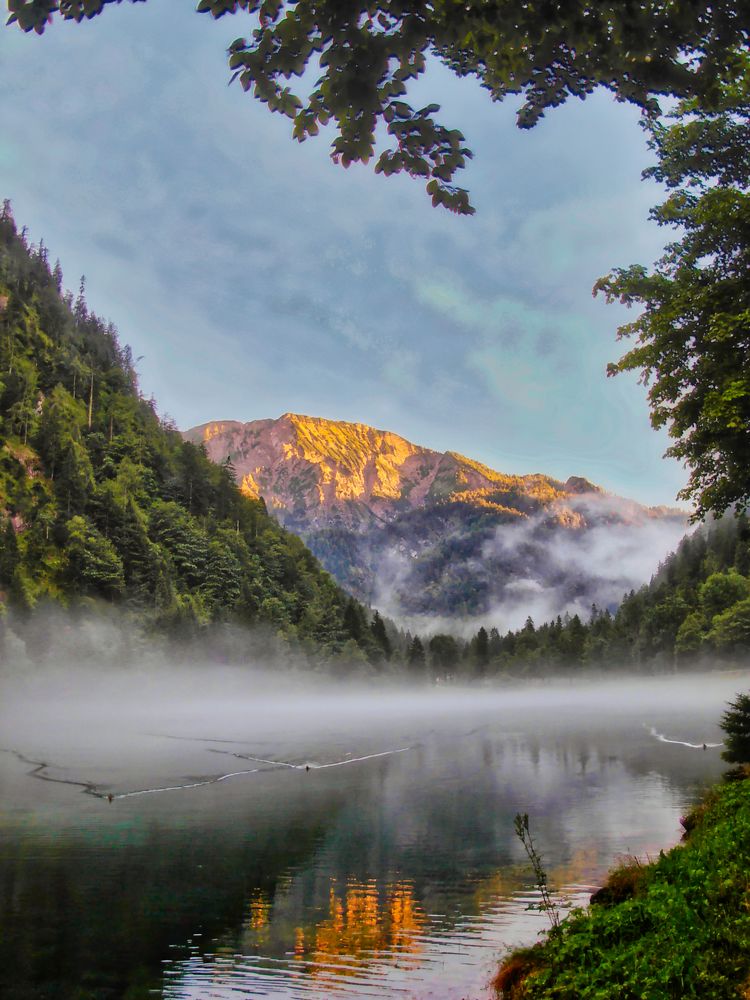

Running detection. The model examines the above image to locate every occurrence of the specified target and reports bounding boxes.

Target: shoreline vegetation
[494,769,750,999]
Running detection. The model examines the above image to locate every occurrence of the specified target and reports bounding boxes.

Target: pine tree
[65,515,125,598]
[58,439,94,515]
[721,694,750,765]
[202,538,243,616]
[343,598,365,642]
[74,276,87,325]
[473,625,489,676]
[0,520,20,585]
[370,610,391,661]
[407,635,425,668]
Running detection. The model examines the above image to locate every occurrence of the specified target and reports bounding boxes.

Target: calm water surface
[0,670,744,1000]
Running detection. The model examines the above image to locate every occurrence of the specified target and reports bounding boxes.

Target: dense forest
[0,202,399,669]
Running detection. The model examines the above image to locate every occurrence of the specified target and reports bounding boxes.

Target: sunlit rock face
[184,414,688,627]
[187,414,577,526]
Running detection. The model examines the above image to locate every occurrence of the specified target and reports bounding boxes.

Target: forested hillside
[477,514,750,675]
[0,202,392,667]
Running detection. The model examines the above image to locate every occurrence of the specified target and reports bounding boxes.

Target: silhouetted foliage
[11,1,748,215]
[721,693,750,765]
[597,65,750,518]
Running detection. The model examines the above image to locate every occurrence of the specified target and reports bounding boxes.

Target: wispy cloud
[360,487,688,636]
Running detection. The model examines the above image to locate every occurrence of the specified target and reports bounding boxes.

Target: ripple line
[113,768,260,799]
[207,746,412,771]
[646,726,722,750]
[0,747,106,798]
[0,746,262,802]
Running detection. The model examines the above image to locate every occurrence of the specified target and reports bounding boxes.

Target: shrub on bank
[493,778,750,999]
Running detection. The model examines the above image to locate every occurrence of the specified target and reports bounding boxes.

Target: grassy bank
[494,775,750,999]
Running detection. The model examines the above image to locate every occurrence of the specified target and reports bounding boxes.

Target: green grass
[495,777,750,999]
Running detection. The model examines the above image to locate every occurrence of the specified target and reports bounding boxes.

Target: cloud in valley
[369,496,690,637]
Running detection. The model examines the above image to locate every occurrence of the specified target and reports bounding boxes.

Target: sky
[0,3,689,508]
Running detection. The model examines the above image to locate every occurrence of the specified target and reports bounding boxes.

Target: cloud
[361,492,689,638]
[478,496,690,631]
[465,351,546,412]
[382,348,420,392]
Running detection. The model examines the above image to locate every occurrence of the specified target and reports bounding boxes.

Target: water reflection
[160,854,605,999]
[0,672,745,999]
[295,880,424,972]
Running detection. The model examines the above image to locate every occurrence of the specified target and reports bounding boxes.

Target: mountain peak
[564,475,604,495]
[184,413,621,527]
[182,413,686,621]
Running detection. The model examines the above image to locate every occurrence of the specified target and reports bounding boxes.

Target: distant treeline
[434,513,750,677]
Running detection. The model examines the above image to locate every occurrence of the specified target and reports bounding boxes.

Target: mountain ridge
[184,413,688,625]
[186,411,674,520]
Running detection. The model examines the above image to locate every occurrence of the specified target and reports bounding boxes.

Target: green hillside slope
[0,203,388,667]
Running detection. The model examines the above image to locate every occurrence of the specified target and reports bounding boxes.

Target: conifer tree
[407,635,425,669]
[343,598,365,642]
[370,610,391,661]
[0,520,20,585]
[721,693,750,765]
[473,626,489,675]
[65,515,125,598]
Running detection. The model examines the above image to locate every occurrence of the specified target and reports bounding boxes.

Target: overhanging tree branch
[7,0,750,214]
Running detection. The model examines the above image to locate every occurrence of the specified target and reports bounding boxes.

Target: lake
[0,669,744,1000]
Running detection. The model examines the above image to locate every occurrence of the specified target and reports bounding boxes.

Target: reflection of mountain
[302,881,424,967]
[185,413,687,625]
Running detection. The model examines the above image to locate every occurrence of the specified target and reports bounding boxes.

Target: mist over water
[1,664,737,794]
[1,656,747,999]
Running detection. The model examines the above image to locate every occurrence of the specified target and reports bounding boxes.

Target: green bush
[495,780,750,999]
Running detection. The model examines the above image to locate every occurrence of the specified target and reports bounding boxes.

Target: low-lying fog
[1,664,745,801]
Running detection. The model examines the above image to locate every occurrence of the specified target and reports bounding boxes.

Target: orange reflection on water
[241,889,272,946]
[296,879,425,979]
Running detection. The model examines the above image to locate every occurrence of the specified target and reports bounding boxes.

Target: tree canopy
[8,0,749,214]
[596,66,750,519]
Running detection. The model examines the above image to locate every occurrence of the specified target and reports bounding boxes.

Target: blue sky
[0,3,689,507]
